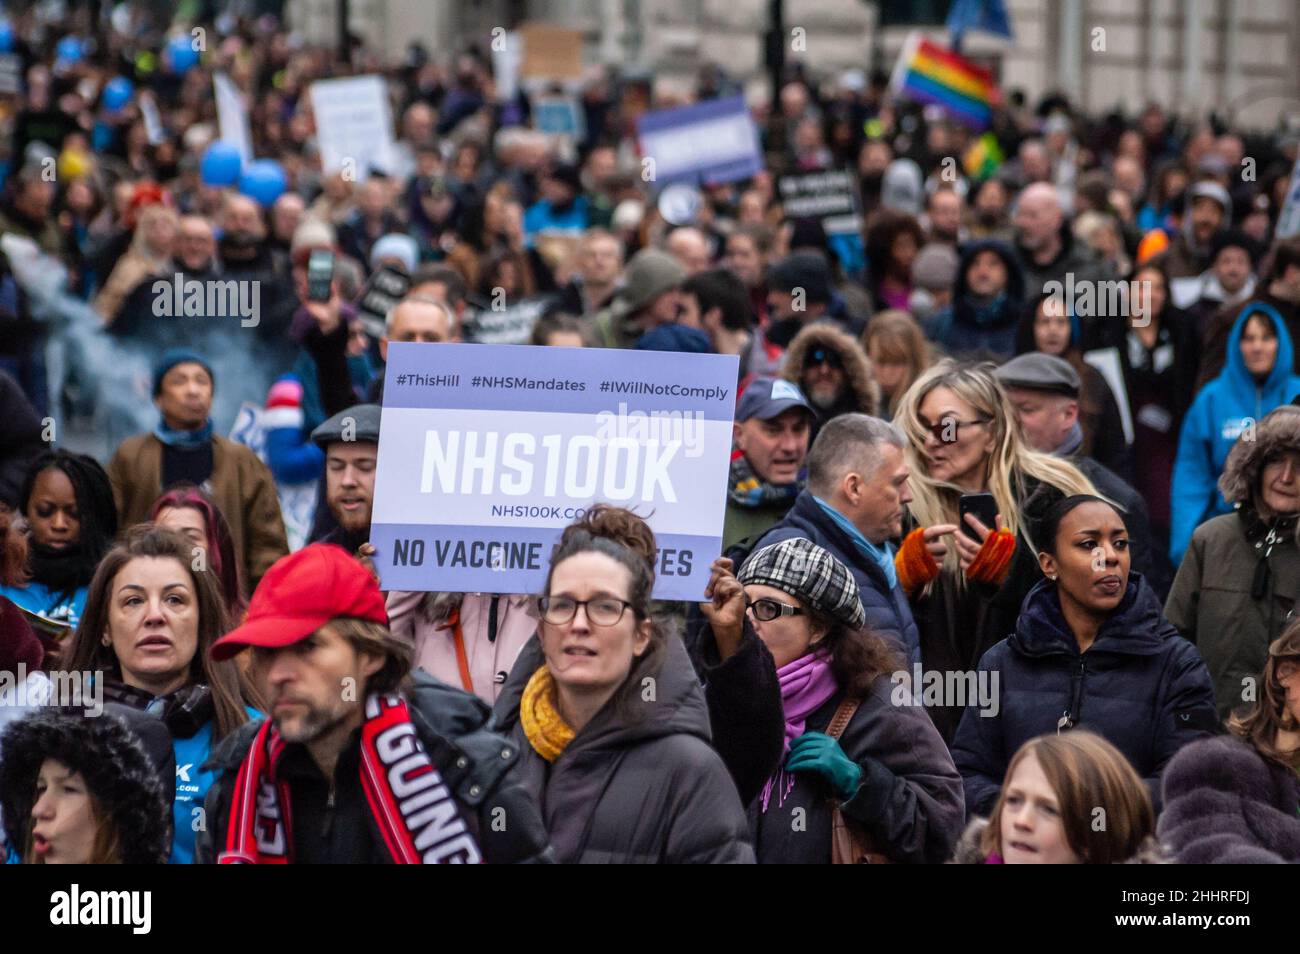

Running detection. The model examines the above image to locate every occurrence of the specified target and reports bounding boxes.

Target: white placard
[213,72,253,168]
[310,75,396,180]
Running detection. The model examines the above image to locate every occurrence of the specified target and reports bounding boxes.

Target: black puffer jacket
[198,672,553,864]
[495,635,755,863]
[951,574,1219,817]
[0,707,174,863]
[1159,734,1300,863]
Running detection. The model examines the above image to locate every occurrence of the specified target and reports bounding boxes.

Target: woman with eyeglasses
[493,506,753,863]
[892,360,1098,743]
[1159,623,1300,862]
[779,323,880,438]
[1166,406,1300,721]
[697,536,963,864]
[951,494,1216,819]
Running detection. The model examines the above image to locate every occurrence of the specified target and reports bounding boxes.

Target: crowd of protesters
[0,6,1298,864]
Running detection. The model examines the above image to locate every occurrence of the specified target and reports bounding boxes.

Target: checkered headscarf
[739,537,867,631]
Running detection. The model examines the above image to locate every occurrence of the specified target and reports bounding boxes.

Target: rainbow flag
[890,34,1000,130]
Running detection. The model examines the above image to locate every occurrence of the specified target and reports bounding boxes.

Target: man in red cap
[197,543,552,864]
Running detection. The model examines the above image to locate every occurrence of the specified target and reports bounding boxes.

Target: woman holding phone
[892,360,1097,742]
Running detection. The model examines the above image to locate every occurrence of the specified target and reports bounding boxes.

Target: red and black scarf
[219,693,482,864]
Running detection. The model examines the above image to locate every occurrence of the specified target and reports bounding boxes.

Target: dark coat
[696,621,972,868]
[198,671,554,864]
[0,369,44,509]
[951,574,1219,818]
[494,635,754,863]
[923,239,1026,361]
[1165,509,1300,720]
[754,490,921,666]
[905,472,1071,743]
[682,620,785,806]
[1158,734,1300,863]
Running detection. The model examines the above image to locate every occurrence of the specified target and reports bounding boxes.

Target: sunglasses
[918,416,991,444]
[747,596,805,622]
[804,348,844,371]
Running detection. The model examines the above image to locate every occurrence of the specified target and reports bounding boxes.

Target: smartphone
[306,249,335,303]
[958,492,999,543]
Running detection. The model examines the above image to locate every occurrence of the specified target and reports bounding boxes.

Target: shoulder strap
[825,697,860,741]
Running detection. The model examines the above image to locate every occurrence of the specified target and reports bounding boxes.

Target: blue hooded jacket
[1170,301,1300,564]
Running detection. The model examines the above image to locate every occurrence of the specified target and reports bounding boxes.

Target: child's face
[999,753,1080,864]
[29,759,100,864]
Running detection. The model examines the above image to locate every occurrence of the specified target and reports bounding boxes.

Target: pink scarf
[760,649,838,812]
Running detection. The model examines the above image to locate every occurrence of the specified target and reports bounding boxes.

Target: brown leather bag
[826,697,893,864]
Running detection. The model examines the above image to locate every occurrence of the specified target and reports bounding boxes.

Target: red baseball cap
[210,544,388,662]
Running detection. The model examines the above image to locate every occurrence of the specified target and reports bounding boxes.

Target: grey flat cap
[994,353,1080,398]
[311,403,382,447]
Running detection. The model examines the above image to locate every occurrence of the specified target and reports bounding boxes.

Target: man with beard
[779,323,880,438]
[1012,182,1114,337]
[723,378,814,549]
[199,544,553,864]
[1162,181,1230,280]
[311,403,380,554]
[924,187,965,247]
[215,193,298,379]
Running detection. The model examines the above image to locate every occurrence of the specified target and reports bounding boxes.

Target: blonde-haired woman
[93,202,178,327]
[891,359,1096,742]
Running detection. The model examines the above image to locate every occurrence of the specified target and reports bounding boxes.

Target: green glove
[785,732,862,800]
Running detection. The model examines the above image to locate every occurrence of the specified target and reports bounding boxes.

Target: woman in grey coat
[493,506,753,864]
[1166,405,1300,721]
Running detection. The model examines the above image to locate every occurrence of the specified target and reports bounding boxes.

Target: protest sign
[213,72,253,167]
[636,96,762,185]
[777,169,863,236]
[532,94,584,138]
[462,298,549,345]
[371,343,738,599]
[0,53,22,95]
[1277,154,1300,240]
[354,265,411,338]
[491,30,522,101]
[519,23,584,80]
[310,75,396,179]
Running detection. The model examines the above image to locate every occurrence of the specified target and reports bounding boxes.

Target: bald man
[666,226,712,276]
[1013,182,1115,339]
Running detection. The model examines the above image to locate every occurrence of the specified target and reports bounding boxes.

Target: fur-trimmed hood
[949,817,1169,864]
[779,321,880,416]
[1218,404,1300,506]
[0,707,173,863]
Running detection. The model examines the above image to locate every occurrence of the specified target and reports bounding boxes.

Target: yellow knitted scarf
[520,666,575,763]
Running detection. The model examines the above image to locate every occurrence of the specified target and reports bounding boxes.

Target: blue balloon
[56,36,83,64]
[200,141,243,187]
[239,159,287,208]
[167,35,199,73]
[0,22,14,55]
[103,77,134,112]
